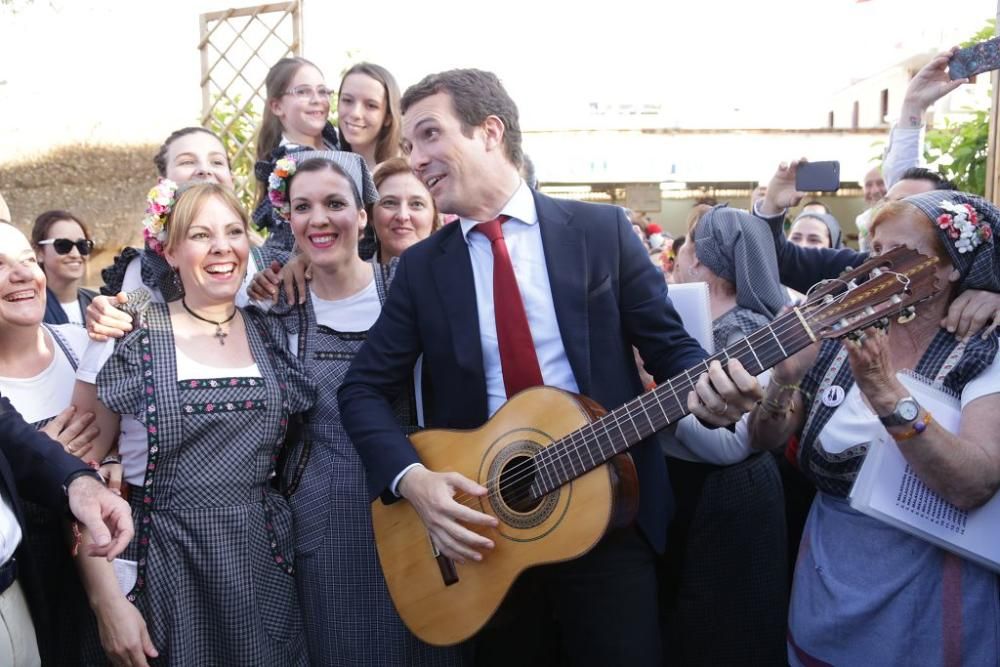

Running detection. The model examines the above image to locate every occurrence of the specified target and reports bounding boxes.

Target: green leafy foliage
[924,109,990,195]
[205,95,260,211]
[922,20,995,195]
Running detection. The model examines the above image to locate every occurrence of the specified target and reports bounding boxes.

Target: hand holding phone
[794,161,840,193]
[949,36,1000,80]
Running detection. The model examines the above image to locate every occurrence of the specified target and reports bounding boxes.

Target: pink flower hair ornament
[142,179,179,256]
[267,157,298,220]
[936,200,991,254]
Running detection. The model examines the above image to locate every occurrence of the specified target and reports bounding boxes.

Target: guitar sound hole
[498,455,541,513]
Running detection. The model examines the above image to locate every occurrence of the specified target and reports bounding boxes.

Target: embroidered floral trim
[267,157,298,221]
[178,377,262,390]
[182,400,267,414]
[936,200,992,254]
[127,333,158,603]
[312,350,356,362]
[142,179,178,256]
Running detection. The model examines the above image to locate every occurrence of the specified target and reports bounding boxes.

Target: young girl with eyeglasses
[31,209,97,326]
[250,60,406,301]
[252,57,341,253]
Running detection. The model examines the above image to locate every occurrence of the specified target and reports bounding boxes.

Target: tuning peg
[873,317,890,330]
[897,306,916,324]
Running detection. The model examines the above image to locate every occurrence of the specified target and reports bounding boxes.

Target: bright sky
[0,0,994,161]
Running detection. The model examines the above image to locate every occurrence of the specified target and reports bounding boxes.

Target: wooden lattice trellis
[199,2,303,206]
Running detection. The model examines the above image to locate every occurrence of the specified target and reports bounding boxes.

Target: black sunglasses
[38,238,94,256]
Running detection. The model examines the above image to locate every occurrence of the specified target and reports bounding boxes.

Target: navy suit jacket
[758,209,866,293]
[339,191,707,552]
[0,395,87,529]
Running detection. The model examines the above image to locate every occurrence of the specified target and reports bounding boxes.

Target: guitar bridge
[431,542,459,586]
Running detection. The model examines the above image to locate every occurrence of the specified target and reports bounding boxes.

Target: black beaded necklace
[181,299,237,346]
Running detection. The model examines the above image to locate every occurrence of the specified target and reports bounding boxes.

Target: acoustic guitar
[372,246,941,646]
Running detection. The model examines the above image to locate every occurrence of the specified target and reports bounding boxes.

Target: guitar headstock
[797,246,942,341]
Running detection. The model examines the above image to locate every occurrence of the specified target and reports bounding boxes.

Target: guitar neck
[530,308,816,497]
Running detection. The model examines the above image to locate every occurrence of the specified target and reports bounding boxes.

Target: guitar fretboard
[528,309,815,497]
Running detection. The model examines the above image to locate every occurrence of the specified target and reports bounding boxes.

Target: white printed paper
[112,558,138,596]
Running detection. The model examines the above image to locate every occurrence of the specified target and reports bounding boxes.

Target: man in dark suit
[339,69,762,666]
[0,394,132,666]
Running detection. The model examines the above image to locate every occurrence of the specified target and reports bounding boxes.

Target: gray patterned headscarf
[792,211,843,248]
[900,190,1000,294]
[693,205,787,319]
[282,150,379,207]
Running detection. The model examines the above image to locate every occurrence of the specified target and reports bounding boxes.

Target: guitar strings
[447,262,921,510]
[450,307,830,510]
[447,308,824,510]
[477,322,822,512]
[485,265,923,508]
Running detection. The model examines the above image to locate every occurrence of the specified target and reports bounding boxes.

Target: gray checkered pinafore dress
[275,262,467,666]
[87,303,315,666]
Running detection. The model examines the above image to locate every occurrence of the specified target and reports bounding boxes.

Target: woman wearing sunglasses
[32,210,96,326]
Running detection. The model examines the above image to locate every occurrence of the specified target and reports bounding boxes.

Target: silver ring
[711,401,728,416]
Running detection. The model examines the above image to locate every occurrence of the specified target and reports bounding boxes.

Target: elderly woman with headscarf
[750,191,1000,666]
[658,204,789,666]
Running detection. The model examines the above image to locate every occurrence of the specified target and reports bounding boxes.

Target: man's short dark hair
[521,154,538,189]
[899,167,957,191]
[401,69,523,168]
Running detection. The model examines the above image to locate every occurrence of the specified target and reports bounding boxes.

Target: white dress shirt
[459,180,580,416]
[392,180,580,495]
[0,494,21,566]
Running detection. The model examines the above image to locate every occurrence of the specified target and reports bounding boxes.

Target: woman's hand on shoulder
[942,289,1000,342]
[87,293,132,342]
[40,405,99,460]
[248,256,312,305]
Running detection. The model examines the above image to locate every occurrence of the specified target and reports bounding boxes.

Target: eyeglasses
[38,238,94,256]
[282,85,334,101]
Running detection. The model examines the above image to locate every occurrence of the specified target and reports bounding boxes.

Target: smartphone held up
[795,161,840,193]
[949,36,1000,80]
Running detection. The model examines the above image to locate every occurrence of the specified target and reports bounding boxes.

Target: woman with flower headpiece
[658,204,788,666]
[89,127,268,340]
[74,181,315,666]
[749,191,1000,665]
[260,150,464,665]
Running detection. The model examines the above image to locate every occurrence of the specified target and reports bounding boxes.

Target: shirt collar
[459,180,537,244]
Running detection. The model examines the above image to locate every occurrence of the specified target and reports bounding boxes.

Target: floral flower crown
[142,179,179,256]
[936,200,992,254]
[267,157,298,220]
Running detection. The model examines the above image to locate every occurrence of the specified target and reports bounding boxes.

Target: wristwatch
[878,396,921,427]
[62,469,104,496]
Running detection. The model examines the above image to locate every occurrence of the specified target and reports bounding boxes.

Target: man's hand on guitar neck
[397,466,500,564]
[686,359,763,427]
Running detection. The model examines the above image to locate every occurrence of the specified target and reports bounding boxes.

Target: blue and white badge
[821,385,846,408]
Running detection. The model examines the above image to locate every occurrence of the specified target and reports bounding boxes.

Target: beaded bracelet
[891,411,933,442]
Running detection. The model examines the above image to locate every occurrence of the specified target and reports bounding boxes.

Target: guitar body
[372,386,639,646]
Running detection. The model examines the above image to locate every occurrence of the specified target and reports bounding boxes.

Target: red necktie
[474,215,544,398]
